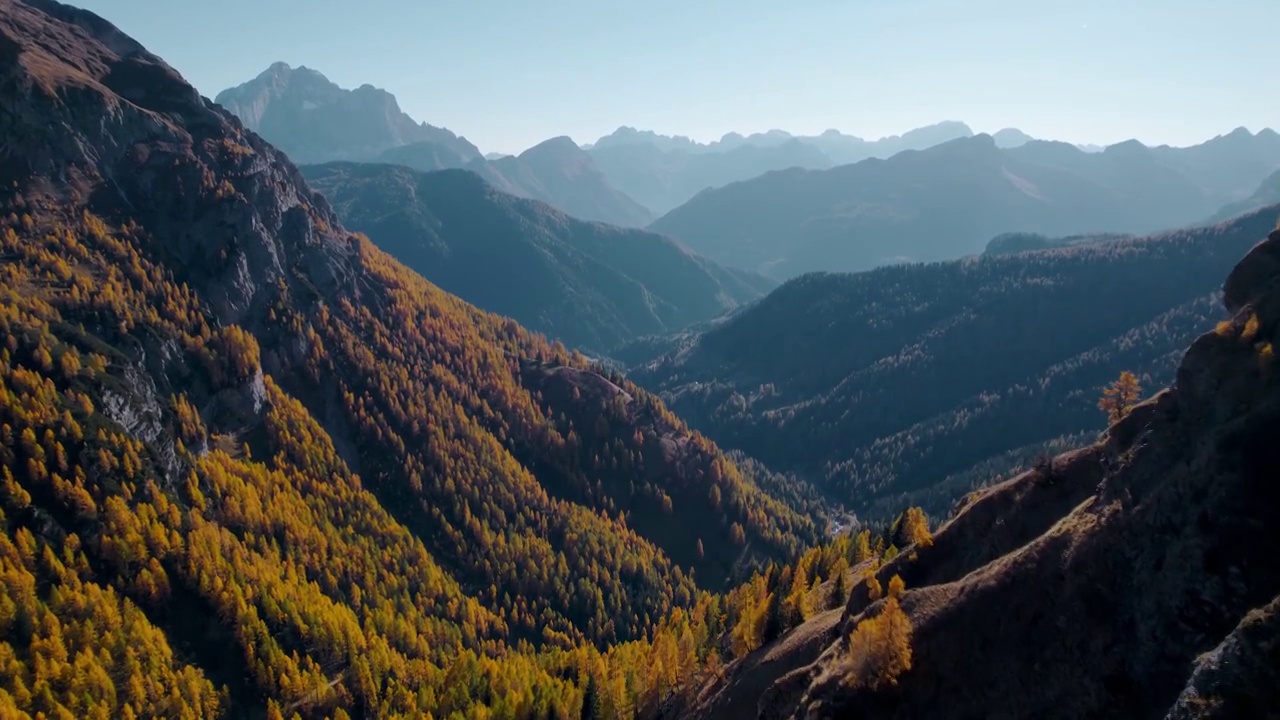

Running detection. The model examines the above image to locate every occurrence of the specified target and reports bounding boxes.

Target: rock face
[214,62,480,165]
[688,228,1280,719]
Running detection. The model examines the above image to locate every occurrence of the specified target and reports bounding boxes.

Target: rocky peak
[214,63,480,165]
[1,0,357,327]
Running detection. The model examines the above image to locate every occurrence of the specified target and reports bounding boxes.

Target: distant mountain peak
[216,64,480,164]
[1105,138,1149,153]
[992,127,1034,148]
[520,135,585,162]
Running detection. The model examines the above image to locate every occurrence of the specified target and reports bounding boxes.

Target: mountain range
[4,1,1280,718]
[629,206,1280,519]
[301,161,771,353]
[585,121,978,216]
[650,130,1280,278]
[217,65,652,227]
[0,2,816,715]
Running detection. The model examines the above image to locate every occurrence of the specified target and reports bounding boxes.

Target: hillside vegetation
[631,207,1280,518]
[682,226,1280,719]
[0,2,818,716]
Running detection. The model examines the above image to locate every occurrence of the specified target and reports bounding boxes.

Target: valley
[2,0,1279,718]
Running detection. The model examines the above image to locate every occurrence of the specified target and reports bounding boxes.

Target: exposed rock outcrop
[214,62,480,165]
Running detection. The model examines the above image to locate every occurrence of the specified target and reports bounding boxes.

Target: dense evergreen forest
[630,208,1279,517]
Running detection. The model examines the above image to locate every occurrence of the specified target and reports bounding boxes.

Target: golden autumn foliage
[842,574,913,690]
[0,200,825,718]
[1098,370,1143,425]
[894,507,933,549]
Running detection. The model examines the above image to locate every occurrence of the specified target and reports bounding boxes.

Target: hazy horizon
[71,0,1280,155]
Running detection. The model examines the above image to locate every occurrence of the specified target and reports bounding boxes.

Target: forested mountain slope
[691,224,1280,720]
[302,162,767,352]
[631,207,1280,519]
[0,2,818,716]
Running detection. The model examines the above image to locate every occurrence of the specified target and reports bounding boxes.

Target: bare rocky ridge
[214,61,481,165]
[681,228,1280,719]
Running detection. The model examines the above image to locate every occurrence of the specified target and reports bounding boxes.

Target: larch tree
[1098,371,1142,424]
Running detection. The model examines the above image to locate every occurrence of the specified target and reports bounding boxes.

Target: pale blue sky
[74,0,1279,155]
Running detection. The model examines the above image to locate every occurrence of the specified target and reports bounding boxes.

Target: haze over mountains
[5,0,1280,718]
[214,61,483,165]
[217,64,652,227]
[584,121,1083,216]
[1209,168,1280,223]
[652,129,1280,277]
[214,64,1280,284]
[301,161,771,353]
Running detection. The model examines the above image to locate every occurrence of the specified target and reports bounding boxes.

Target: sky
[72,0,1280,156]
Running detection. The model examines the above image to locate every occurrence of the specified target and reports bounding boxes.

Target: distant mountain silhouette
[471,136,654,227]
[587,122,975,215]
[220,68,652,226]
[1208,168,1280,223]
[1149,126,1280,200]
[629,207,1279,520]
[302,162,769,352]
[214,62,480,164]
[589,140,831,218]
[650,131,1280,277]
[384,135,655,227]
[992,127,1035,148]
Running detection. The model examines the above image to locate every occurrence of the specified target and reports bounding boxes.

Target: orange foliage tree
[1098,370,1142,424]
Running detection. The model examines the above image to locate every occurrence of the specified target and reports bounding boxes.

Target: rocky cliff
[214,62,480,165]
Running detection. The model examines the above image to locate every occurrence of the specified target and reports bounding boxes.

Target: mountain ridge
[649,131,1280,277]
[219,67,655,227]
[302,161,769,352]
[629,206,1280,519]
[214,61,481,166]
[0,2,818,716]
